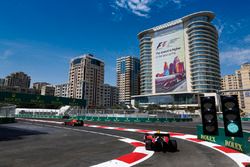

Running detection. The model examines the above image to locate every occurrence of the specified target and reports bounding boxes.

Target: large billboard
[152,23,187,93]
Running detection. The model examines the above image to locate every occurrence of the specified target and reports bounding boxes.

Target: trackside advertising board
[197,125,250,155]
[152,23,187,94]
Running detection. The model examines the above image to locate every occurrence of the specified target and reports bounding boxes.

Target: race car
[144,131,177,152]
[64,119,84,126]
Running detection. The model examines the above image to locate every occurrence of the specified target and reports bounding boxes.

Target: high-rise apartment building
[236,63,250,113]
[41,85,55,96]
[221,63,250,113]
[55,83,69,97]
[103,84,118,108]
[4,72,31,88]
[117,56,140,104]
[68,54,104,108]
[221,75,238,96]
[138,11,220,95]
[33,82,50,94]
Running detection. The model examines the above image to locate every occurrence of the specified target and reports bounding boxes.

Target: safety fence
[16,114,63,119]
[0,105,16,124]
[15,114,193,123]
[74,116,192,123]
[197,125,250,155]
[66,108,198,120]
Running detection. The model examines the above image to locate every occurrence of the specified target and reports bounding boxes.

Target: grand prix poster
[152,23,187,93]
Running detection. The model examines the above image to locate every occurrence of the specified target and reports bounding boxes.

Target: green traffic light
[227,122,239,134]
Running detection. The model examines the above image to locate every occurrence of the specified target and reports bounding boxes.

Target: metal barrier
[15,114,193,123]
[0,105,15,118]
[67,109,198,119]
[0,105,16,124]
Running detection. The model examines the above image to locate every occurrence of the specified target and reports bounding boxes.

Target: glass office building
[138,11,220,95]
[135,11,220,107]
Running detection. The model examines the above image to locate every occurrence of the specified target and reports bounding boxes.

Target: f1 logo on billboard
[200,96,219,136]
[156,41,169,50]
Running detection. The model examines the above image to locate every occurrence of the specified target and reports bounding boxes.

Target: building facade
[33,82,50,91]
[55,83,69,97]
[4,72,31,88]
[138,11,220,95]
[220,75,238,96]
[68,54,104,108]
[0,78,5,86]
[236,63,250,113]
[220,63,250,113]
[117,56,140,105]
[33,82,50,94]
[103,84,118,108]
[41,85,55,96]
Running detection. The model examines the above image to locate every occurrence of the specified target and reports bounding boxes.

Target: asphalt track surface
[0,120,239,167]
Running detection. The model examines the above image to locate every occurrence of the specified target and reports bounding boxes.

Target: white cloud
[244,35,250,43]
[214,18,224,37]
[113,0,183,18]
[115,0,153,17]
[220,47,250,65]
[0,49,13,60]
[172,0,183,8]
[215,24,224,37]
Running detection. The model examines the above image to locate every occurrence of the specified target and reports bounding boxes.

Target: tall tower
[117,56,140,105]
[68,54,104,108]
[138,11,220,94]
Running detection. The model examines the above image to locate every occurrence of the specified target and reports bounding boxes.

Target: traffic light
[200,96,218,135]
[221,95,243,137]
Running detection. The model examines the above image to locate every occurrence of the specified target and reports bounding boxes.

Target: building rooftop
[70,53,104,64]
[138,11,215,38]
[117,56,140,61]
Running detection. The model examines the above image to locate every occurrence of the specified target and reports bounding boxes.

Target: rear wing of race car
[154,133,170,138]
[144,132,170,137]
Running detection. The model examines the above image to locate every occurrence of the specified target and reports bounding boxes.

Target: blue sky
[0,0,250,86]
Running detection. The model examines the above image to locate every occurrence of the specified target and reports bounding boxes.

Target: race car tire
[80,121,84,126]
[145,139,153,150]
[169,140,177,152]
[162,142,168,153]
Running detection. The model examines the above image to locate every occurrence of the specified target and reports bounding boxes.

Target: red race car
[144,131,177,152]
[64,119,84,126]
